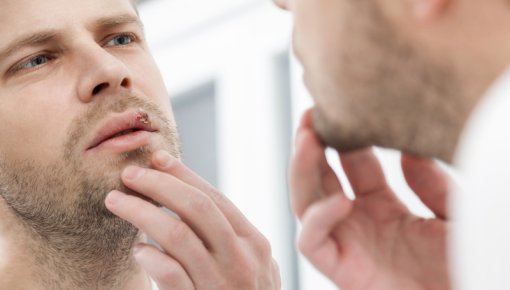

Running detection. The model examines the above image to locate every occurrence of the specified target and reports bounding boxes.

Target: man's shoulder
[451,67,510,290]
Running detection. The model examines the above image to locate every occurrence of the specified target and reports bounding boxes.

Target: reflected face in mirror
[0,0,180,251]
[275,0,463,162]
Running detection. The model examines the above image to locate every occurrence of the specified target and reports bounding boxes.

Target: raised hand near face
[106,151,281,290]
[289,110,450,290]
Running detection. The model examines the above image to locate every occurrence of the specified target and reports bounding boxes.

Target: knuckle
[232,243,251,263]
[221,240,279,289]
[230,261,256,285]
[231,244,259,275]
[204,186,227,205]
[254,235,273,259]
[242,229,273,260]
[167,221,190,243]
[158,266,182,285]
[188,194,214,212]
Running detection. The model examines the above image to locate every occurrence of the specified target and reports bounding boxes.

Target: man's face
[0,0,180,246]
[275,0,463,162]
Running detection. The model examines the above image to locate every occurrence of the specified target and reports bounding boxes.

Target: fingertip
[133,244,144,258]
[105,190,126,208]
[133,243,166,270]
[152,150,175,169]
[133,243,149,263]
[299,107,314,129]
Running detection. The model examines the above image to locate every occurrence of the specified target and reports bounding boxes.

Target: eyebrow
[91,13,143,31]
[0,14,143,63]
[0,30,60,62]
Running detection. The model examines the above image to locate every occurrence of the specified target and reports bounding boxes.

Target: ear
[409,0,451,20]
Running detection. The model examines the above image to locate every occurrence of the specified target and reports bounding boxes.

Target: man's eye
[105,34,136,47]
[10,54,51,74]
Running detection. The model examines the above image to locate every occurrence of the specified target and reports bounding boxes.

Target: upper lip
[86,110,158,150]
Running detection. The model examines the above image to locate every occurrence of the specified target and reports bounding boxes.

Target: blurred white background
[138,1,435,289]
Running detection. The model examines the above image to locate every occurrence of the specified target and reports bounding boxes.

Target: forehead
[0,0,136,38]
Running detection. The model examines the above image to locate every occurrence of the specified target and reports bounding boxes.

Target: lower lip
[86,131,156,155]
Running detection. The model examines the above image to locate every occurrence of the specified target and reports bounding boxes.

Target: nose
[273,0,289,10]
[77,46,132,103]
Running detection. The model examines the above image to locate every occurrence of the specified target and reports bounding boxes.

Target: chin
[312,105,363,149]
[118,146,153,162]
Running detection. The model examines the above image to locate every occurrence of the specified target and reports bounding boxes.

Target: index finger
[151,150,257,237]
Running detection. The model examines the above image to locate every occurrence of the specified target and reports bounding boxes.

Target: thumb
[298,193,352,276]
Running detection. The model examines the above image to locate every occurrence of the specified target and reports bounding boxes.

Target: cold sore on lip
[137,109,150,125]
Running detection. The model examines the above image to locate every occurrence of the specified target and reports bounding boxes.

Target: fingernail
[106,190,125,205]
[154,150,172,168]
[123,166,145,180]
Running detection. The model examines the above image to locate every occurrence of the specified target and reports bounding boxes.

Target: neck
[448,4,510,160]
[0,202,152,290]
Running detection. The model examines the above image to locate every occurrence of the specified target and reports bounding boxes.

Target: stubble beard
[310,2,466,163]
[0,94,180,289]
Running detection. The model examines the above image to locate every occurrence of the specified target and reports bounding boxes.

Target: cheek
[0,91,72,164]
[292,0,348,76]
[0,114,60,164]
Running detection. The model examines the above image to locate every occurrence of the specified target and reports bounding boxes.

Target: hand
[105,151,281,290]
[289,110,450,290]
